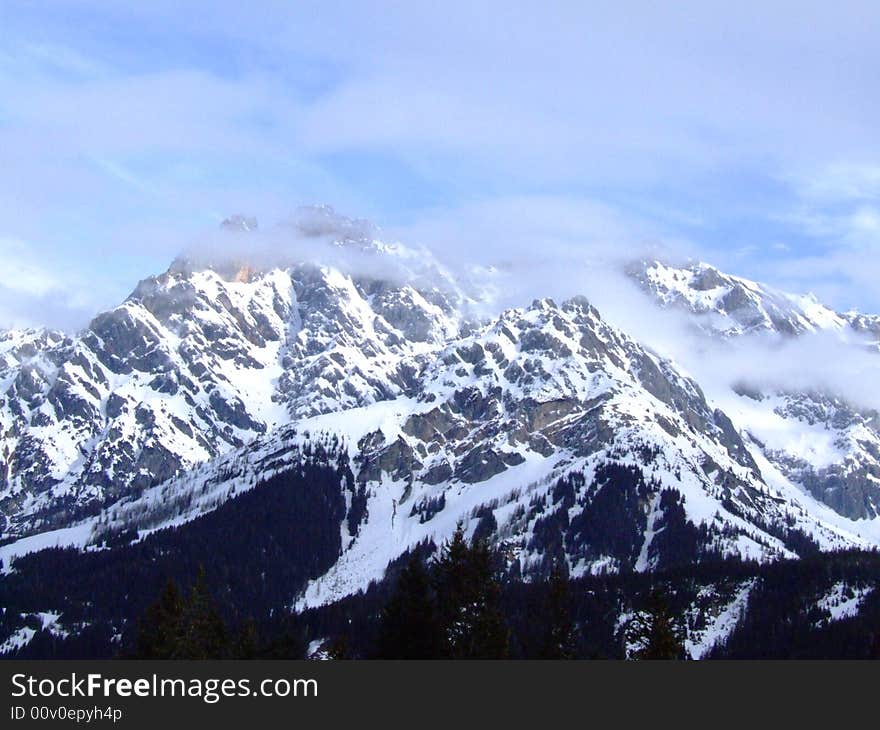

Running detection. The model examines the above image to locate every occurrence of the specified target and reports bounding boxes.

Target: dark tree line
[135,569,235,659]
[133,568,316,660]
[375,528,584,659]
[377,527,511,659]
[0,461,350,659]
[625,589,686,660]
[4,450,880,660]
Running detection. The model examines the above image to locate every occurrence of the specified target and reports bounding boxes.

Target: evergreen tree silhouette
[626,587,685,660]
[135,578,184,659]
[172,567,229,659]
[377,554,443,658]
[539,563,577,659]
[434,526,509,658]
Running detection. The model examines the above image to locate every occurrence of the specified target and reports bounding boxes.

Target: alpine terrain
[2,207,880,659]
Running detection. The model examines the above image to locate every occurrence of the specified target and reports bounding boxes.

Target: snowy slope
[2,218,880,620]
[628,259,848,336]
[4,293,879,613]
[628,258,880,520]
[0,211,469,539]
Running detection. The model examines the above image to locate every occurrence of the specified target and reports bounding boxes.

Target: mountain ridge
[625,257,880,520]
[3,215,880,658]
[1,217,879,594]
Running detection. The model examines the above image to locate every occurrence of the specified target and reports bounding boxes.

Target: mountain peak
[220,214,258,232]
[291,204,377,243]
[627,257,847,337]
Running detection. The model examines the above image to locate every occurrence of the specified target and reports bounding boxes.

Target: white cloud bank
[2,1,880,338]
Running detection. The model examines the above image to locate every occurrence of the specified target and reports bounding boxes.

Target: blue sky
[2,1,880,329]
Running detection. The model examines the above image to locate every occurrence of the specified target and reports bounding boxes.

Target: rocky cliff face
[628,258,880,519]
[626,259,849,336]
[0,219,469,537]
[2,223,880,613]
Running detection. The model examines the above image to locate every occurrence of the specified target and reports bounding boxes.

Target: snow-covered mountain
[628,258,880,520]
[2,217,880,619]
[2,221,880,617]
[0,209,472,538]
[627,259,855,337]
[2,212,880,658]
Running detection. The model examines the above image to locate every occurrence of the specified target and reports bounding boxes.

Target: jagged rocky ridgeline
[629,258,880,519]
[1,210,880,610]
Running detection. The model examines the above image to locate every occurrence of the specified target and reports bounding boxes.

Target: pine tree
[135,578,184,659]
[539,563,577,659]
[433,526,509,659]
[171,567,229,659]
[626,587,685,660]
[377,554,443,658]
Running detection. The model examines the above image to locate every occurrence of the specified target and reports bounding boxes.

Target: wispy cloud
[793,163,880,205]
[2,2,880,326]
[0,238,97,329]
